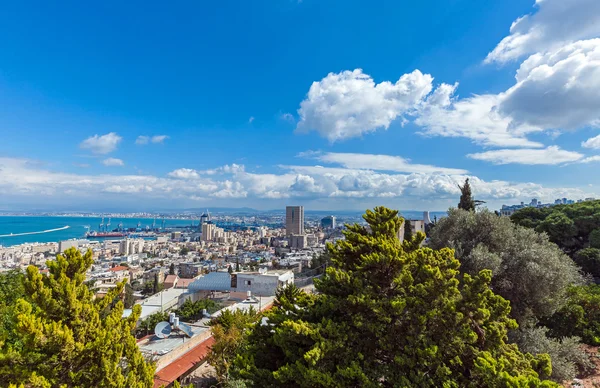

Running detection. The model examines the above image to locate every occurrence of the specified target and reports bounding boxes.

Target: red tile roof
[109,265,129,272]
[176,278,194,288]
[164,274,178,284]
[153,337,215,388]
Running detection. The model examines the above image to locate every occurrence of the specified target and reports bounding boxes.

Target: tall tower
[286,206,304,236]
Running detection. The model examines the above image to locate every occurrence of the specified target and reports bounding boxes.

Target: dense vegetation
[214,207,557,387]
[0,248,154,387]
[428,208,589,381]
[511,199,600,259]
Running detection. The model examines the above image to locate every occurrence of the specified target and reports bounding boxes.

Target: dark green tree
[228,265,234,274]
[458,178,485,211]
[169,262,176,275]
[236,259,240,272]
[403,219,413,241]
[542,285,600,346]
[573,248,600,278]
[0,248,154,386]
[124,282,136,309]
[234,207,556,387]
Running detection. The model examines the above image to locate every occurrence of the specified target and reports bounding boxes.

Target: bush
[543,285,600,346]
[510,327,593,382]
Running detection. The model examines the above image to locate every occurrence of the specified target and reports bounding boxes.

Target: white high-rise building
[202,223,215,242]
[286,206,304,236]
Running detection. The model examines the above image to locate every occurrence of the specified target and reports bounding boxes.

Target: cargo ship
[85,231,127,238]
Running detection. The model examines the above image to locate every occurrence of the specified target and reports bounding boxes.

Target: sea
[0,216,195,247]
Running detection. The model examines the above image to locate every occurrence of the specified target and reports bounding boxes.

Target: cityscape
[3,0,600,386]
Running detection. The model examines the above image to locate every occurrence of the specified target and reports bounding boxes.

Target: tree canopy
[457,178,485,211]
[429,208,582,325]
[0,247,154,387]
[230,207,556,387]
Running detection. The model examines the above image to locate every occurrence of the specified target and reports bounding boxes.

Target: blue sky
[1,0,600,211]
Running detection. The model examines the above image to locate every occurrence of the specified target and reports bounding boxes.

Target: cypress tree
[458,178,485,211]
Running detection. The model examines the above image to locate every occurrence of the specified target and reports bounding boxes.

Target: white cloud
[248,116,255,123]
[102,158,125,167]
[135,136,149,145]
[296,69,434,142]
[168,168,200,179]
[281,113,295,122]
[485,0,600,64]
[136,135,169,145]
[415,85,543,148]
[581,155,600,163]
[582,134,600,149]
[467,146,583,165]
[0,157,596,208]
[151,135,169,144]
[80,132,122,154]
[302,151,469,174]
[498,39,600,130]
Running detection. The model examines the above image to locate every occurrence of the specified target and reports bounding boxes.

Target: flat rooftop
[139,325,209,356]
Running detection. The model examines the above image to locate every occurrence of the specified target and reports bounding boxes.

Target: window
[245,280,252,286]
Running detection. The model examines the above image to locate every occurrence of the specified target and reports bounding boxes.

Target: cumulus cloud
[485,0,600,64]
[0,157,595,207]
[80,132,122,154]
[248,117,255,123]
[498,40,600,130]
[582,134,600,149]
[415,85,543,148]
[301,151,468,174]
[467,146,583,165]
[102,158,125,167]
[296,69,434,142]
[581,155,600,163]
[168,168,200,179]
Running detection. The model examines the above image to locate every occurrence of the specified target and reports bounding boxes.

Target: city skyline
[2,0,600,211]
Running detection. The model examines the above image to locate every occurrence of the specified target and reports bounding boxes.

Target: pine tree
[458,178,485,211]
[234,207,556,387]
[0,247,155,387]
[403,218,413,241]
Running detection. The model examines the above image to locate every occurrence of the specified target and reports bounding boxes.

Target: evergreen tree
[169,262,176,276]
[458,178,485,211]
[236,259,240,272]
[0,247,154,387]
[124,282,136,309]
[403,219,413,241]
[234,207,556,387]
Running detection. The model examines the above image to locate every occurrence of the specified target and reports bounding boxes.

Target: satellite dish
[154,321,172,339]
[178,322,194,338]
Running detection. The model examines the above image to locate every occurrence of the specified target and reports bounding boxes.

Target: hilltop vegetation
[214,207,558,387]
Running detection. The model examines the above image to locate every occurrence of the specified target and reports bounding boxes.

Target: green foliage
[510,327,593,382]
[403,218,413,241]
[175,298,221,321]
[542,285,600,346]
[180,246,190,256]
[590,229,600,249]
[169,262,176,275]
[233,207,557,387]
[511,199,600,256]
[457,178,485,211]
[208,308,259,383]
[573,248,600,278]
[124,282,136,309]
[0,247,154,387]
[429,209,582,325]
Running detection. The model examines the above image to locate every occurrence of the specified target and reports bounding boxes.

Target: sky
[1,0,600,212]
